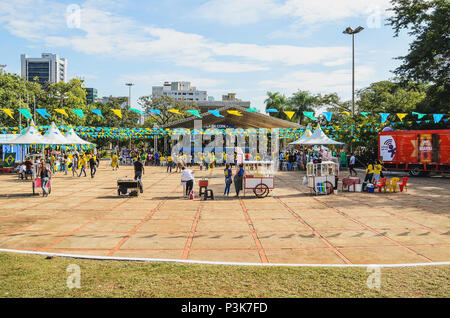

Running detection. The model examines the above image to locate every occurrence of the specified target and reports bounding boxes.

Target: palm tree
[289,90,318,125]
[264,92,288,119]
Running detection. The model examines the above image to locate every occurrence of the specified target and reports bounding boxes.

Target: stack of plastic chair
[389,177,400,192]
[398,177,409,192]
[375,178,387,192]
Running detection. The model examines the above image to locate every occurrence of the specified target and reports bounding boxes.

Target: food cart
[306,161,339,195]
[243,161,275,198]
[117,179,140,196]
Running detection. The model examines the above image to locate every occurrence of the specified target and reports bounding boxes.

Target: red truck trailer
[378,129,450,176]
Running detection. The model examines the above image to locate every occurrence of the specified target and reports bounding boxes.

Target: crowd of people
[17,149,101,197]
[15,143,385,199]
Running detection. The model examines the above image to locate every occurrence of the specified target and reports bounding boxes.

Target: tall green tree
[387,0,450,113]
[138,95,198,127]
[357,80,427,114]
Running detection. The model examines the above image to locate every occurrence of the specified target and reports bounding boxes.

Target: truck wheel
[409,169,428,177]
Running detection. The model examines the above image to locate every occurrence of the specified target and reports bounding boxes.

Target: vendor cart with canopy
[243,160,275,198]
[306,161,339,195]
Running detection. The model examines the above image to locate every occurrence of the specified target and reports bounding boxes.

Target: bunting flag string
[18,109,32,119]
[91,109,103,118]
[130,108,144,114]
[284,111,295,120]
[36,109,51,119]
[397,113,408,121]
[0,107,447,125]
[208,110,224,117]
[168,109,182,115]
[54,109,68,117]
[322,112,332,122]
[148,109,161,116]
[379,113,390,123]
[111,109,122,118]
[1,108,14,119]
[303,111,317,121]
[228,110,243,116]
[187,110,201,118]
[433,114,444,124]
[72,109,85,118]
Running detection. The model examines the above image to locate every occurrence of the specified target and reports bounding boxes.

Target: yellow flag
[227,110,243,116]
[397,113,407,121]
[1,108,14,119]
[54,109,68,117]
[168,109,182,115]
[111,109,122,118]
[284,111,295,120]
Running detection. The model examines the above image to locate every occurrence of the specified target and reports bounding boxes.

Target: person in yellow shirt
[50,154,56,173]
[363,162,374,191]
[167,154,173,173]
[111,153,119,171]
[78,155,87,177]
[373,160,383,182]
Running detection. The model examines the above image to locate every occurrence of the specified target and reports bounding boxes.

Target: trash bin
[367,184,375,193]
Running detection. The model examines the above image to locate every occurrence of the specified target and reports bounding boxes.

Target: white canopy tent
[41,122,69,145]
[301,127,344,146]
[289,127,313,145]
[3,122,47,145]
[64,128,92,145]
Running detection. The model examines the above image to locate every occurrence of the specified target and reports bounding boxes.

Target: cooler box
[198,179,209,187]
[367,184,375,193]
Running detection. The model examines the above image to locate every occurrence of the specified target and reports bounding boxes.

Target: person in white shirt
[181,167,194,197]
[349,154,357,176]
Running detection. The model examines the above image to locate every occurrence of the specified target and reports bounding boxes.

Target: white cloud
[259,66,377,98]
[0,0,353,73]
[195,0,278,26]
[195,0,392,26]
[118,73,225,89]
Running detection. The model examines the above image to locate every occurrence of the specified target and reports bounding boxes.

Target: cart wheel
[118,189,121,196]
[325,181,334,195]
[254,183,269,198]
[32,182,35,195]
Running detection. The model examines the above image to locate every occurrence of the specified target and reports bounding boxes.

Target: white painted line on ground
[1,248,449,268]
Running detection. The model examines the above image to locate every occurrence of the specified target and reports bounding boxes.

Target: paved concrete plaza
[0,165,449,264]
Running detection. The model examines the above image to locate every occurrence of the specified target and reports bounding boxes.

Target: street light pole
[352,33,355,117]
[125,83,134,149]
[343,26,364,117]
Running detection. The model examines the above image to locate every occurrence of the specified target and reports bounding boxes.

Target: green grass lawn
[0,252,448,298]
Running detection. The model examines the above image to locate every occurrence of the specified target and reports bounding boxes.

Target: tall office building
[21,53,67,87]
[85,88,98,105]
[152,81,207,102]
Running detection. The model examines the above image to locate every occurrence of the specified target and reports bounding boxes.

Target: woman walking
[224,164,232,196]
[233,164,245,197]
[37,164,52,197]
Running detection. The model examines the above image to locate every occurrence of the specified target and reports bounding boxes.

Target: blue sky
[0,0,413,111]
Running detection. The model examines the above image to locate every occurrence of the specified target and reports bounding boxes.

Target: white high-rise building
[21,53,67,87]
[152,81,207,102]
